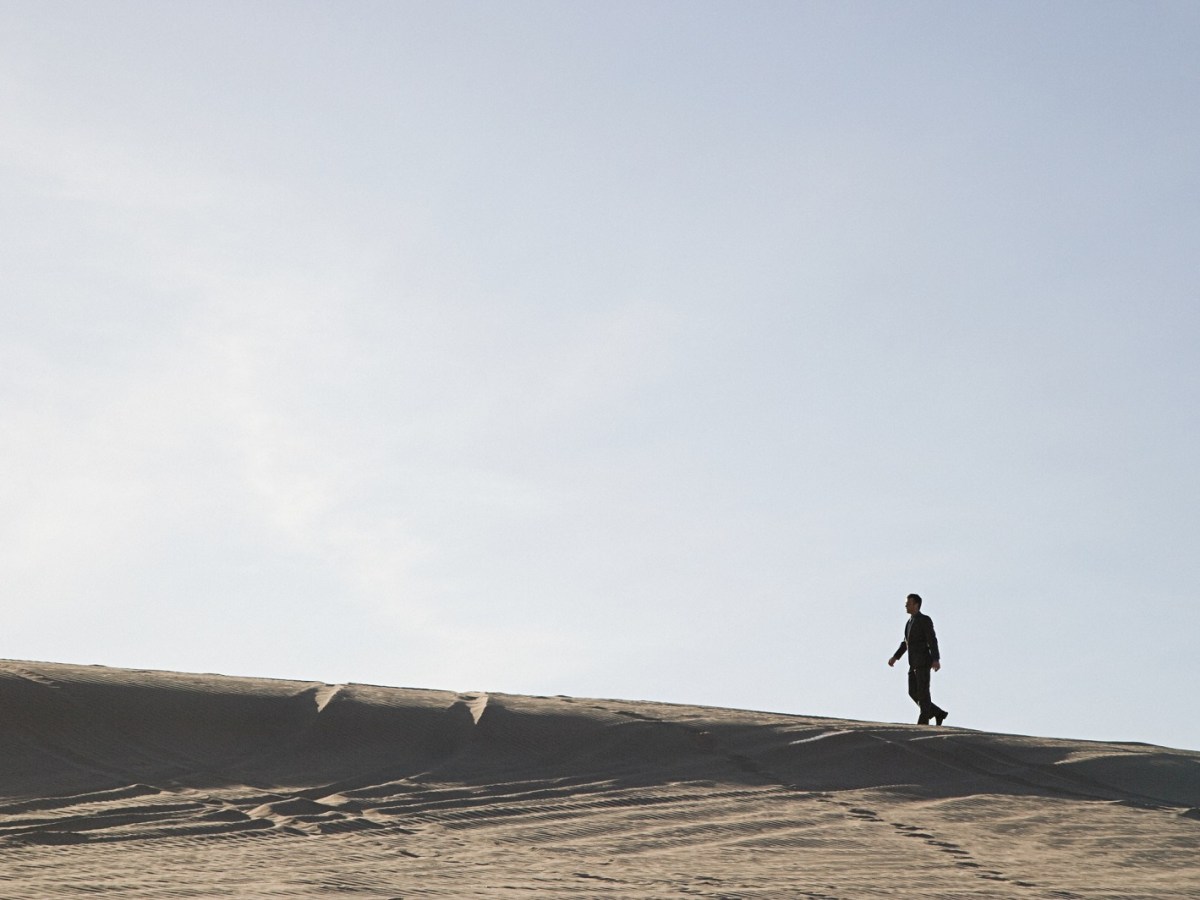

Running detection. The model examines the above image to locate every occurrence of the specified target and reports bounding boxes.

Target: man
[888,593,948,726]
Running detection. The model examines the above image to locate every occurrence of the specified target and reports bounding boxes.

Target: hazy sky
[3,1,1198,751]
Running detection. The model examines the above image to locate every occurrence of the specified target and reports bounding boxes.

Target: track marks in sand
[0,788,270,845]
[0,782,396,845]
[835,802,1047,893]
[246,796,389,836]
[592,705,1058,895]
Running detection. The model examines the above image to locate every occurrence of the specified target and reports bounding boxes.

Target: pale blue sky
[2,1,1198,750]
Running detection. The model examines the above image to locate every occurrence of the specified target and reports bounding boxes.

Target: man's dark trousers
[908,666,945,725]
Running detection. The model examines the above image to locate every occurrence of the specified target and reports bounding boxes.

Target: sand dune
[1,661,1197,897]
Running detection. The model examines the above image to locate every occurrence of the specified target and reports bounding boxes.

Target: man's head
[905,593,922,615]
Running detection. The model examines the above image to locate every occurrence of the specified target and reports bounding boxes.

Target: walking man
[888,593,948,726]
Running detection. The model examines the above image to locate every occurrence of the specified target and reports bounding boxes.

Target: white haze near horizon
[2,2,1198,751]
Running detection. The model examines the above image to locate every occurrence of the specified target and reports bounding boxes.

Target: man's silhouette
[888,593,948,726]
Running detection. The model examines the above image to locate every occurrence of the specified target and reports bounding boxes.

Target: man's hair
[907,593,923,608]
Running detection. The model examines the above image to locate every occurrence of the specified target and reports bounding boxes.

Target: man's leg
[908,667,932,724]
[916,668,948,725]
[929,695,948,725]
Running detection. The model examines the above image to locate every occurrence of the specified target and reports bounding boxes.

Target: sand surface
[1,660,1197,898]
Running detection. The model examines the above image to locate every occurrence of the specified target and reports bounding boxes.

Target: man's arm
[888,641,907,666]
[925,616,941,671]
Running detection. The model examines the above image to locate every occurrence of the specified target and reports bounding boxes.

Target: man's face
[905,596,918,615]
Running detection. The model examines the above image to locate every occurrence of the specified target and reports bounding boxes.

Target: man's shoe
[935,711,948,726]
[917,717,930,726]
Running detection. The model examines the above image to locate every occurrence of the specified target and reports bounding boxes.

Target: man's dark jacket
[894,612,940,669]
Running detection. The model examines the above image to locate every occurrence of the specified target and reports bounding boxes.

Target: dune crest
[1,660,1197,897]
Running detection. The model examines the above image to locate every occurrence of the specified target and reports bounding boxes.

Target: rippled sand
[1,661,1197,898]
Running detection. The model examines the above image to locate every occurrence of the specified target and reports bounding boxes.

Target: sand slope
[1,661,1197,898]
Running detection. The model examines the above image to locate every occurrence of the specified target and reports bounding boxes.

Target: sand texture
[1,661,1198,898]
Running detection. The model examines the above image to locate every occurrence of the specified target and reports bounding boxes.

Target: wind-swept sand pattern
[1,661,1197,897]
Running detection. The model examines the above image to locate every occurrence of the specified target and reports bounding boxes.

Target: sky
[2,1,1198,752]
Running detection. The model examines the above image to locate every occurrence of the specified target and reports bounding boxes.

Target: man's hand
[887,657,897,667]
[932,660,941,672]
